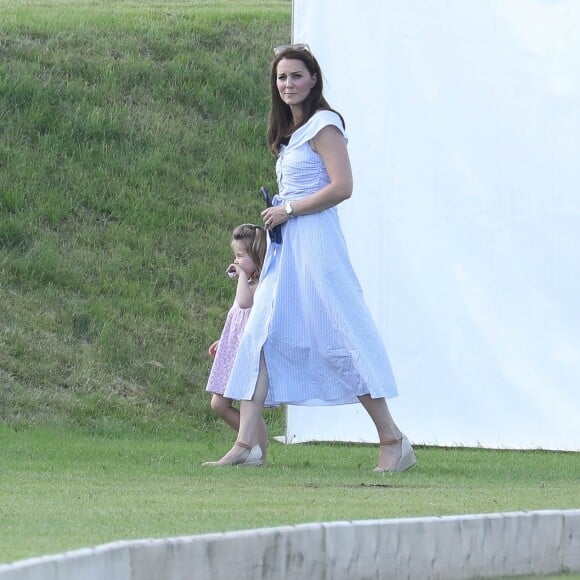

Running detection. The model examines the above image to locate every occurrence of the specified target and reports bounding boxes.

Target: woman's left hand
[261,206,287,230]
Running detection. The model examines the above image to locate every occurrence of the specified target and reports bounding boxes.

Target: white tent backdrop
[284,0,580,451]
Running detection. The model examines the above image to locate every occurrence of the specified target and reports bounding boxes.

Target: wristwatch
[285,202,295,218]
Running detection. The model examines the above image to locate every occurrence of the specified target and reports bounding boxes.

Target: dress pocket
[324,348,365,392]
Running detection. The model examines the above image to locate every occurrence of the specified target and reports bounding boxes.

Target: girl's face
[232,240,258,277]
[276,58,317,108]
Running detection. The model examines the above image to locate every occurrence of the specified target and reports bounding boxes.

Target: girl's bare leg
[211,395,239,431]
[357,395,404,470]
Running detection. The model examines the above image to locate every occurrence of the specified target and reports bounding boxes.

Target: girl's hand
[208,340,219,357]
[226,263,242,279]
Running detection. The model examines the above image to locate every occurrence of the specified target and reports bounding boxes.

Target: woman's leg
[207,352,269,465]
[358,394,408,471]
[257,414,269,463]
[210,394,269,459]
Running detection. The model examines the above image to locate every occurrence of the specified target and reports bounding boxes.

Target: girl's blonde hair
[232,224,267,283]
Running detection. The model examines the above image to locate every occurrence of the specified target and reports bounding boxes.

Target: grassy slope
[0,0,290,436]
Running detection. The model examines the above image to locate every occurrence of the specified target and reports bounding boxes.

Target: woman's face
[276,58,317,108]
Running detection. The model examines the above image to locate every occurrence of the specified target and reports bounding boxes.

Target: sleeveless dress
[223,110,398,405]
[206,302,251,396]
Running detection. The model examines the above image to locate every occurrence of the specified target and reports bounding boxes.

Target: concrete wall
[1,510,579,579]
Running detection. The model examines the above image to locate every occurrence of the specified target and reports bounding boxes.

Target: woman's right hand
[208,340,219,357]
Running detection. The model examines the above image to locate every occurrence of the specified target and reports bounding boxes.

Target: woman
[204,45,416,472]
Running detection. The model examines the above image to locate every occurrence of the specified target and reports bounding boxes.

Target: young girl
[204,224,268,465]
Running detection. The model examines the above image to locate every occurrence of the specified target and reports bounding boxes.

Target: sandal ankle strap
[235,441,252,450]
[379,436,403,446]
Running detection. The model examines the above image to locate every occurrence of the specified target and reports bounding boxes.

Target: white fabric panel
[287,0,580,450]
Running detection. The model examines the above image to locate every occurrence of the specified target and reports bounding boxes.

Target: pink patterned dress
[206,302,252,396]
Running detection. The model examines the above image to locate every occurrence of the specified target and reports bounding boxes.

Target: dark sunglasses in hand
[260,186,282,244]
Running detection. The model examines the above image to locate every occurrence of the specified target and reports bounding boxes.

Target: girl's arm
[262,125,352,224]
[231,264,256,309]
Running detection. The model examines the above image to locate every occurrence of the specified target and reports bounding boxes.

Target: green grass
[1,424,579,564]
[0,0,290,436]
[0,1,579,575]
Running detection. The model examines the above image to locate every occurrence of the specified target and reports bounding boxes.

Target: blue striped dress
[223,110,398,405]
